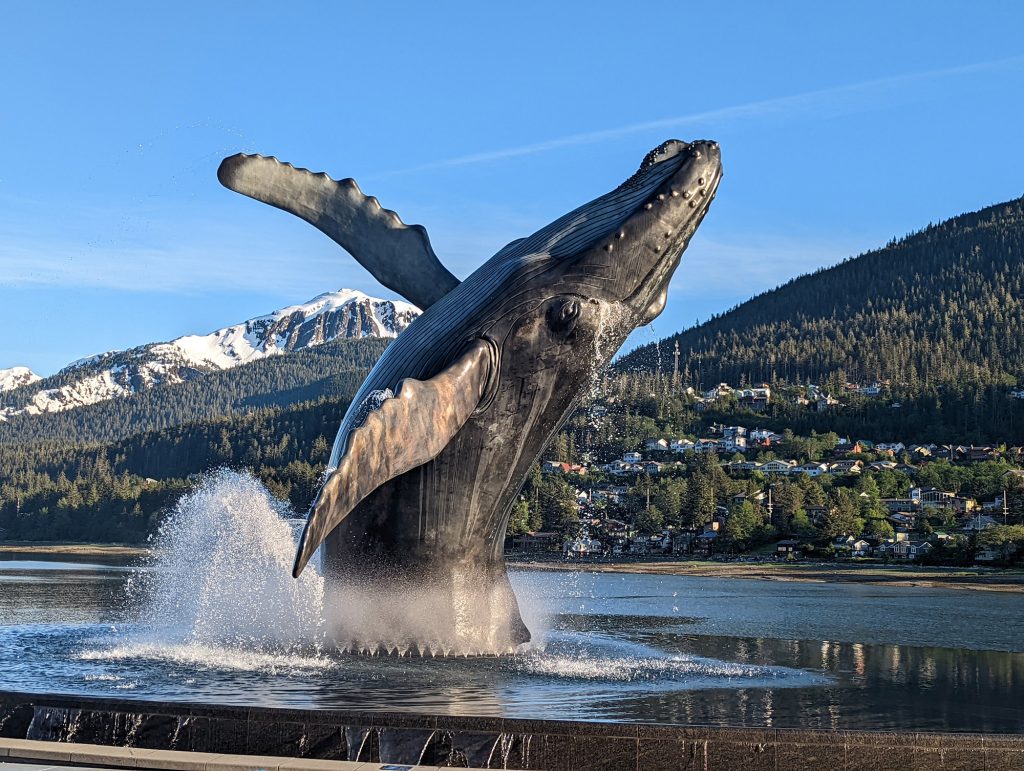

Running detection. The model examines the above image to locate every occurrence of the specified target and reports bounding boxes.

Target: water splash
[121,469,327,664]
[512,649,804,684]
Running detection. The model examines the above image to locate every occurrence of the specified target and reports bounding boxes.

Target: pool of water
[1,555,1022,732]
[1,471,1021,733]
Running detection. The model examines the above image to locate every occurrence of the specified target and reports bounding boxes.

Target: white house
[876,442,906,454]
[694,439,722,454]
[563,537,602,557]
[798,462,831,477]
[761,459,798,474]
[670,438,696,453]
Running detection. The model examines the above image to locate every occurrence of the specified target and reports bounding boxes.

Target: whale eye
[547,297,581,336]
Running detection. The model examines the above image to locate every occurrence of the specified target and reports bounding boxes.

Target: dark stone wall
[1,690,1021,770]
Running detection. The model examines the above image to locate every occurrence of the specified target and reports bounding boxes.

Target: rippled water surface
[1,472,1022,732]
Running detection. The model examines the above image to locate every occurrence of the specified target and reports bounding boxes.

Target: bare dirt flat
[509,557,1024,592]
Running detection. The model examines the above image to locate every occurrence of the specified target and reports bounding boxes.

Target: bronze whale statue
[218,139,722,654]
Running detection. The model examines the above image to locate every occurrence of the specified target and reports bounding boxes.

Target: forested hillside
[619,196,1024,389]
[0,338,388,446]
[0,395,348,541]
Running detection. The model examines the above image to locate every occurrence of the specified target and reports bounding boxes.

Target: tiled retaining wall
[1,690,1021,770]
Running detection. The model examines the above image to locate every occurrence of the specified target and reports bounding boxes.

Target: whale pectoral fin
[218,153,461,310]
[292,338,495,577]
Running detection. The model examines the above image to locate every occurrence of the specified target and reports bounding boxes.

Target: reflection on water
[0,555,1022,732]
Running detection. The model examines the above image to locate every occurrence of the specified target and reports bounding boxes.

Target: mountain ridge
[0,288,419,421]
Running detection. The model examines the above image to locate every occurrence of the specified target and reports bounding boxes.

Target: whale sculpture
[218,139,722,654]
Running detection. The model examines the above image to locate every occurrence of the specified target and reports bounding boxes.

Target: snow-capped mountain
[0,367,41,393]
[0,289,419,420]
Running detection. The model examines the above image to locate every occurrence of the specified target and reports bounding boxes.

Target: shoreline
[508,556,1024,592]
[0,543,150,559]
[4,543,1023,592]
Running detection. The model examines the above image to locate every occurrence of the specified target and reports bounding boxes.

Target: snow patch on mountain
[171,289,418,369]
[0,289,419,420]
[0,367,41,393]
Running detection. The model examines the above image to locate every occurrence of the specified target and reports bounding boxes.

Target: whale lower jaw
[320,551,531,656]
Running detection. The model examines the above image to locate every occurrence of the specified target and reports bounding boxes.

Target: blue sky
[2,2,1023,375]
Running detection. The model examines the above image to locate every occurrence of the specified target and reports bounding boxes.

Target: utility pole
[1004,487,1009,525]
[655,341,663,394]
[673,341,681,391]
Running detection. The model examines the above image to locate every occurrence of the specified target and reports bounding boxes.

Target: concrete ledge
[1,690,1021,770]
[0,738,501,771]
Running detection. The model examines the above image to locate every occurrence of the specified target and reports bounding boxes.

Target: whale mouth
[618,139,721,319]
[559,138,722,318]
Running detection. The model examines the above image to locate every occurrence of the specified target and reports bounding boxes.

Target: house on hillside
[738,386,771,412]
[694,439,722,454]
[882,498,919,514]
[798,462,831,477]
[962,514,998,532]
[885,539,932,560]
[761,459,798,475]
[776,539,799,556]
[830,459,863,474]
[816,394,840,411]
[541,461,585,475]
[563,537,602,557]
[644,438,669,453]
[749,428,782,445]
[725,460,763,473]
[963,446,1000,463]
[603,460,639,476]
[704,383,734,400]
[732,490,766,506]
[876,442,906,455]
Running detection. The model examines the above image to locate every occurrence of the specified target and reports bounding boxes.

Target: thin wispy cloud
[374,55,1024,179]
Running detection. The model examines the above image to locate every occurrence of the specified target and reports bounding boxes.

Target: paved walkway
[0,738,513,771]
